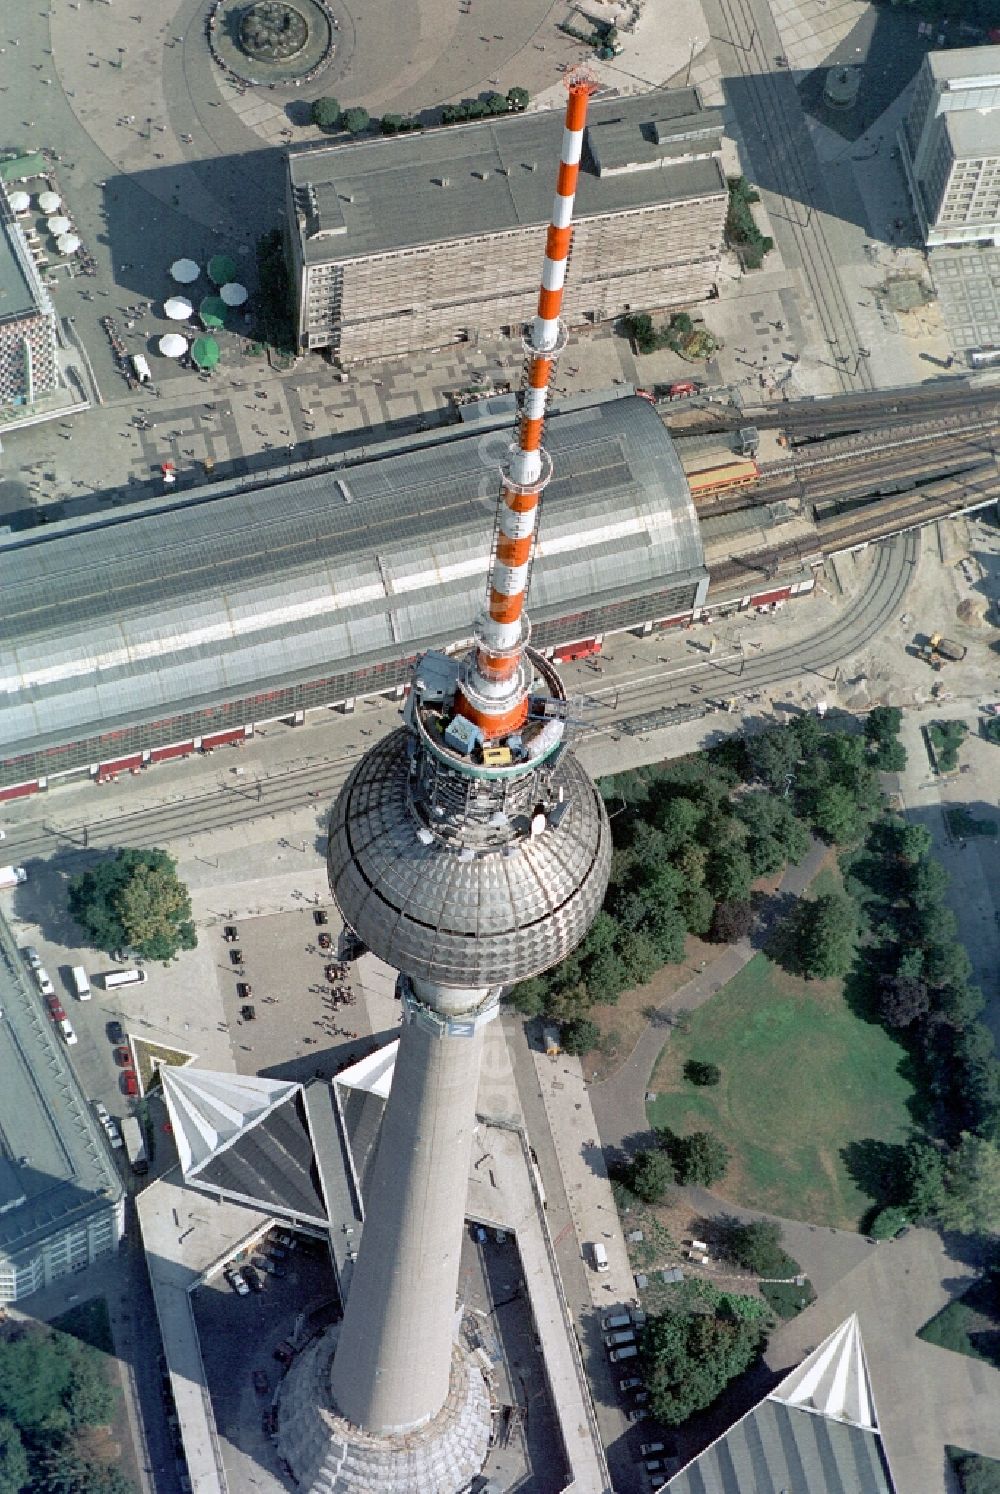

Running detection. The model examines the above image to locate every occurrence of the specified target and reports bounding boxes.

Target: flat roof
[928,44,1000,85]
[944,107,1000,159]
[0,393,705,765]
[0,195,43,324]
[0,914,123,1264]
[288,88,725,263]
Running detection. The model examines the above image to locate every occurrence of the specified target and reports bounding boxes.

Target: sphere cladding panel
[328,730,611,987]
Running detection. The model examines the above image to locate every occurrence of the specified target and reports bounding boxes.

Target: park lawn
[918,1279,1000,1370]
[647,951,915,1229]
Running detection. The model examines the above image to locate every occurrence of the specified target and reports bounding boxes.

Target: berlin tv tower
[280,80,611,1492]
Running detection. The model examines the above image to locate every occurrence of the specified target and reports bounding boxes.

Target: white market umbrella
[158,332,188,358]
[164,296,193,321]
[170,258,200,284]
[47,215,71,235]
[56,233,81,254]
[220,281,248,306]
[38,190,61,212]
[8,190,30,212]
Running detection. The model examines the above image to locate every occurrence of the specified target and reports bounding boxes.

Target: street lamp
[686,37,700,86]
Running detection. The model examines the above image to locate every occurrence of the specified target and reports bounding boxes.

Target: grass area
[918,1278,1000,1370]
[133,1037,193,1094]
[806,860,842,902]
[948,1446,1000,1494]
[51,1296,115,1355]
[647,951,916,1228]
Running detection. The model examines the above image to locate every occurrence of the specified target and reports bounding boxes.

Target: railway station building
[0,391,709,799]
[285,87,728,362]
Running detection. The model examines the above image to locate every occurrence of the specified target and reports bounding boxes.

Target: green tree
[955,1452,1000,1494]
[736,791,809,876]
[892,821,933,866]
[900,1137,947,1219]
[684,1060,721,1087]
[745,729,799,793]
[666,1130,729,1187]
[506,86,530,111]
[560,1017,599,1056]
[721,1218,787,1274]
[341,106,370,135]
[507,976,546,1016]
[310,96,341,129]
[380,113,405,134]
[705,844,753,903]
[879,974,930,1028]
[793,892,857,979]
[640,1309,762,1426]
[865,706,902,745]
[0,1418,27,1494]
[465,98,489,119]
[811,783,867,844]
[629,1149,675,1204]
[0,1333,76,1433]
[485,91,509,114]
[938,1134,1000,1234]
[873,738,907,772]
[69,848,197,962]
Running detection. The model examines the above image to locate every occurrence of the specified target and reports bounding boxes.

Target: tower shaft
[329,982,493,1433]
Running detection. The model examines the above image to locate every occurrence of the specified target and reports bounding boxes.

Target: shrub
[507,86,530,111]
[719,1218,789,1274]
[380,113,405,135]
[311,96,341,130]
[869,1205,910,1239]
[684,1060,721,1087]
[760,1277,815,1319]
[341,106,370,135]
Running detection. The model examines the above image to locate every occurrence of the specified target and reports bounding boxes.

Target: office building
[286,86,728,361]
[900,46,1000,247]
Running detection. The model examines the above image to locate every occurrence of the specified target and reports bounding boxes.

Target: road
[702,0,873,393]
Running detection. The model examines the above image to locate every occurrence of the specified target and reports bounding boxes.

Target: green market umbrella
[190,336,220,370]
[207,253,237,285]
[199,294,228,329]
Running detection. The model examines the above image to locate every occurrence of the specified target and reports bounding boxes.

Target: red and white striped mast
[456,78,594,740]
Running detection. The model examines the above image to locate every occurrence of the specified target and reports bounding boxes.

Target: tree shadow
[838,1137,907,1209]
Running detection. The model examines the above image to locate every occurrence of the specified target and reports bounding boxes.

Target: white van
[131,353,151,383]
[103,968,146,989]
[591,1242,609,1273]
[71,966,91,1000]
[604,1330,636,1350]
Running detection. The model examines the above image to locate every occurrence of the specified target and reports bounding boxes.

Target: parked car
[45,993,66,1021]
[121,1072,138,1097]
[273,1341,294,1366]
[262,1409,278,1437]
[312,909,328,926]
[107,1019,125,1045]
[35,968,55,997]
[271,1232,297,1251]
[243,1264,264,1293]
[619,1376,643,1393]
[59,1017,78,1046]
[114,1045,133,1068]
[625,1406,649,1422]
[229,948,244,966]
[237,982,252,1000]
[317,932,332,951]
[267,1245,288,1261]
[21,946,42,970]
[226,1268,250,1297]
[223,925,238,942]
[252,1369,270,1394]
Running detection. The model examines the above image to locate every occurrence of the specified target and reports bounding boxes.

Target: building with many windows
[900,46,1000,247]
[285,87,728,362]
[0,915,124,1303]
[0,183,59,410]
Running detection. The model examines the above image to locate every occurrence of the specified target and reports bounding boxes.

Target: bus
[103,968,147,989]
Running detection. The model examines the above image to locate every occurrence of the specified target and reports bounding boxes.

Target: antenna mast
[456,79,594,740]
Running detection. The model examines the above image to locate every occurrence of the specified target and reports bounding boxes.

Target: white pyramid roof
[770,1313,878,1429]
[335,1039,399,1099]
[161,1066,301,1177]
